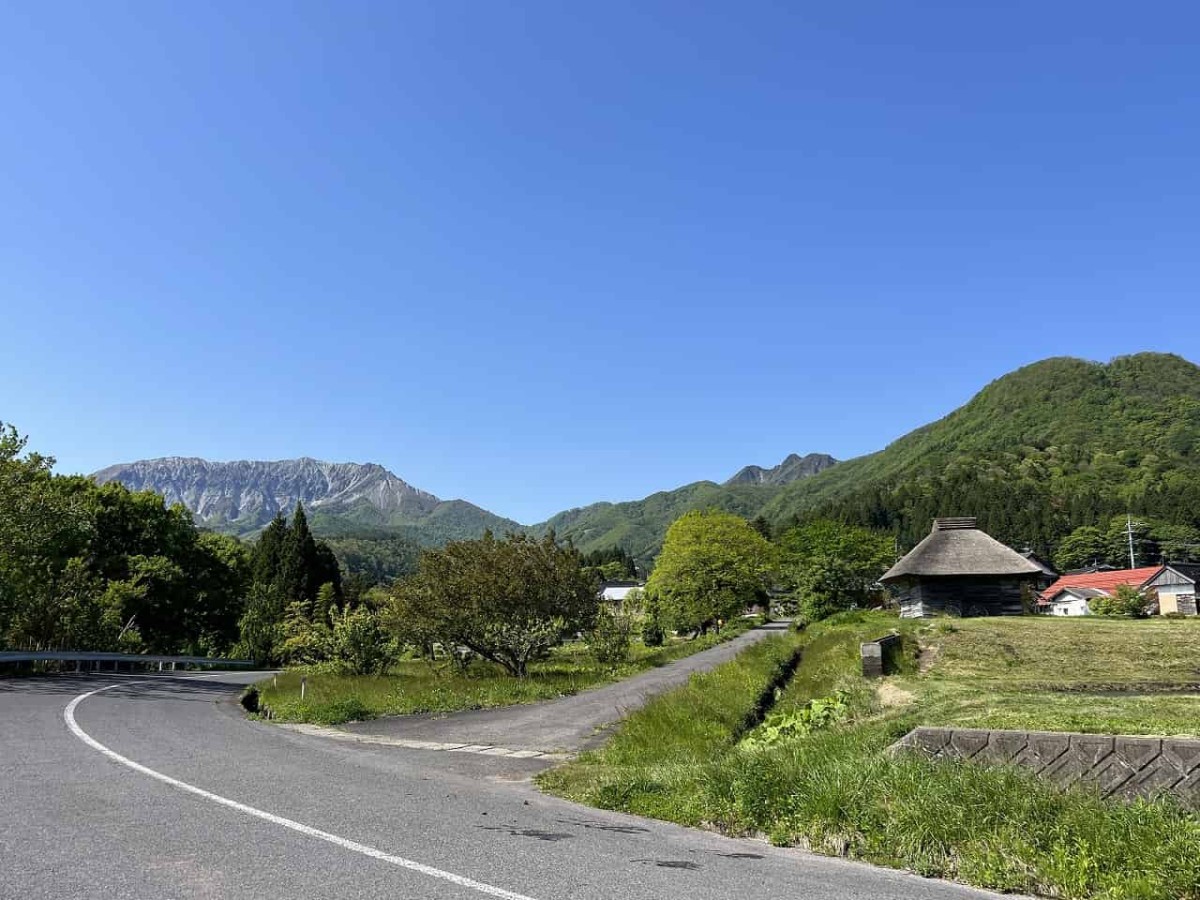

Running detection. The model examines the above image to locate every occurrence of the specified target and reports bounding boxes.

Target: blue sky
[2,2,1198,523]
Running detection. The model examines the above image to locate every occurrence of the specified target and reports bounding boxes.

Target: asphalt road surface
[345,621,794,752]
[1,669,1006,900]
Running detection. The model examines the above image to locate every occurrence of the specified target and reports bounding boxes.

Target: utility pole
[1122,514,1144,569]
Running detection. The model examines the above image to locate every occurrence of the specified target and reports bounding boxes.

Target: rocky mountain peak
[92,456,448,534]
[725,452,838,487]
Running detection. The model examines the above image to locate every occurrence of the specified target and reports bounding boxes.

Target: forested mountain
[88,353,1200,570]
[725,453,837,486]
[532,453,835,558]
[93,457,519,544]
[535,481,780,561]
[761,353,1200,555]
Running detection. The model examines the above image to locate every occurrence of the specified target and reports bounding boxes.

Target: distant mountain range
[92,457,520,546]
[91,451,837,556]
[91,352,1200,569]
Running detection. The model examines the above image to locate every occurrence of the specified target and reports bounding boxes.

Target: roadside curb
[277,722,571,761]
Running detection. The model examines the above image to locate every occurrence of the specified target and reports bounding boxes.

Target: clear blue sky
[2,2,1198,524]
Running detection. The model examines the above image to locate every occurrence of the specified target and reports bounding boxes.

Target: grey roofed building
[881,517,1043,618]
[1020,551,1059,590]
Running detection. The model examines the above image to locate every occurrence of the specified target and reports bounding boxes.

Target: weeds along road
[1,671,1003,900]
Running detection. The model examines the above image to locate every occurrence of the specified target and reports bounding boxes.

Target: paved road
[345,621,792,752]
[0,671,1005,900]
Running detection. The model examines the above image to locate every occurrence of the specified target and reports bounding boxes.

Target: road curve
[1,672,1004,900]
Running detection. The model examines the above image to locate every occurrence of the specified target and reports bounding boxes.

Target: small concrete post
[861,641,885,678]
[300,676,307,700]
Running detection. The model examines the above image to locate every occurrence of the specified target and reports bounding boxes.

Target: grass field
[540,613,1200,899]
[254,618,759,725]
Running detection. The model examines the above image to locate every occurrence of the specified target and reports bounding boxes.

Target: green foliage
[1089,584,1150,618]
[256,624,758,724]
[536,481,784,564]
[542,612,1200,900]
[639,591,665,646]
[640,620,665,647]
[330,606,397,675]
[321,533,420,584]
[763,354,1200,559]
[646,510,774,635]
[0,422,249,655]
[1056,517,1200,570]
[743,691,851,748]
[389,532,598,676]
[239,504,345,664]
[580,546,638,581]
[777,520,893,621]
[588,606,633,664]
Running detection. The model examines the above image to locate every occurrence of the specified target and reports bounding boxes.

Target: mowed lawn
[255,620,758,725]
[912,616,1200,736]
[541,613,1200,900]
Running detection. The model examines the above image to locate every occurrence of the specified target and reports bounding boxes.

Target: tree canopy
[389,532,597,676]
[777,520,894,621]
[0,422,249,654]
[646,510,774,634]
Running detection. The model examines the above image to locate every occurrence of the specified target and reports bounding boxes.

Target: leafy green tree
[1089,584,1150,617]
[588,606,632,664]
[389,532,597,676]
[235,583,285,664]
[646,510,774,636]
[1054,525,1107,571]
[1,423,249,654]
[778,520,893,621]
[331,606,396,675]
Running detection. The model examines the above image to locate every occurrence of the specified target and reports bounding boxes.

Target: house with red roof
[1039,567,1162,616]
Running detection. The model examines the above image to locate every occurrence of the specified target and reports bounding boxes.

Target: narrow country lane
[0,671,1005,900]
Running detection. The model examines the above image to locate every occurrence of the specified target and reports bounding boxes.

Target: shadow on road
[0,672,263,702]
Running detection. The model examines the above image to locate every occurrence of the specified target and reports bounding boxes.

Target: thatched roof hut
[881,517,1042,618]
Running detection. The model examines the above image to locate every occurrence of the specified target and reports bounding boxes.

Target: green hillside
[535,353,1200,562]
[763,352,1200,552]
[534,481,781,560]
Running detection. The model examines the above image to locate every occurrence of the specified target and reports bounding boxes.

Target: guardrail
[0,650,256,671]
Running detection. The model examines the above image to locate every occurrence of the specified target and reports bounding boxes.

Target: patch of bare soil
[876,682,915,709]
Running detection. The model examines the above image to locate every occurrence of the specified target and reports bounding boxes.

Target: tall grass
[541,612,1200,899]
[257,618,761,725]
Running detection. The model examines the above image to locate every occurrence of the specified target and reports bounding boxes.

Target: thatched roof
[881,518,1043,582]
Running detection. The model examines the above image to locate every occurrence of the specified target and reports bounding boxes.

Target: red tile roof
[1040,567,1162,602]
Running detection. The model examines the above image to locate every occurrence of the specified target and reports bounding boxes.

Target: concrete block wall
[860,633,901,678]
[895,727,1200,807]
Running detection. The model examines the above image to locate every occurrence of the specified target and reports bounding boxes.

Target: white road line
[64,679,542,900]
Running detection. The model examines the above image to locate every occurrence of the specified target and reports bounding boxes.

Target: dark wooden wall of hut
[895,575,1033,618]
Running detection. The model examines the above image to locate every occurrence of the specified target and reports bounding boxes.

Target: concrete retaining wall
[860,633,900,678]
[895,727,1200,806]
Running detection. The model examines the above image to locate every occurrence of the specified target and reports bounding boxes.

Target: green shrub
[743,691,850,748]
[1089,584,1150,618]
[640,620,665,647]
[331,607,397,675]
[589,607,633,664]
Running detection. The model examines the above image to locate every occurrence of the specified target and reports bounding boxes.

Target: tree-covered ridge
[764,353,1200,555]
[535,481,784,560]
